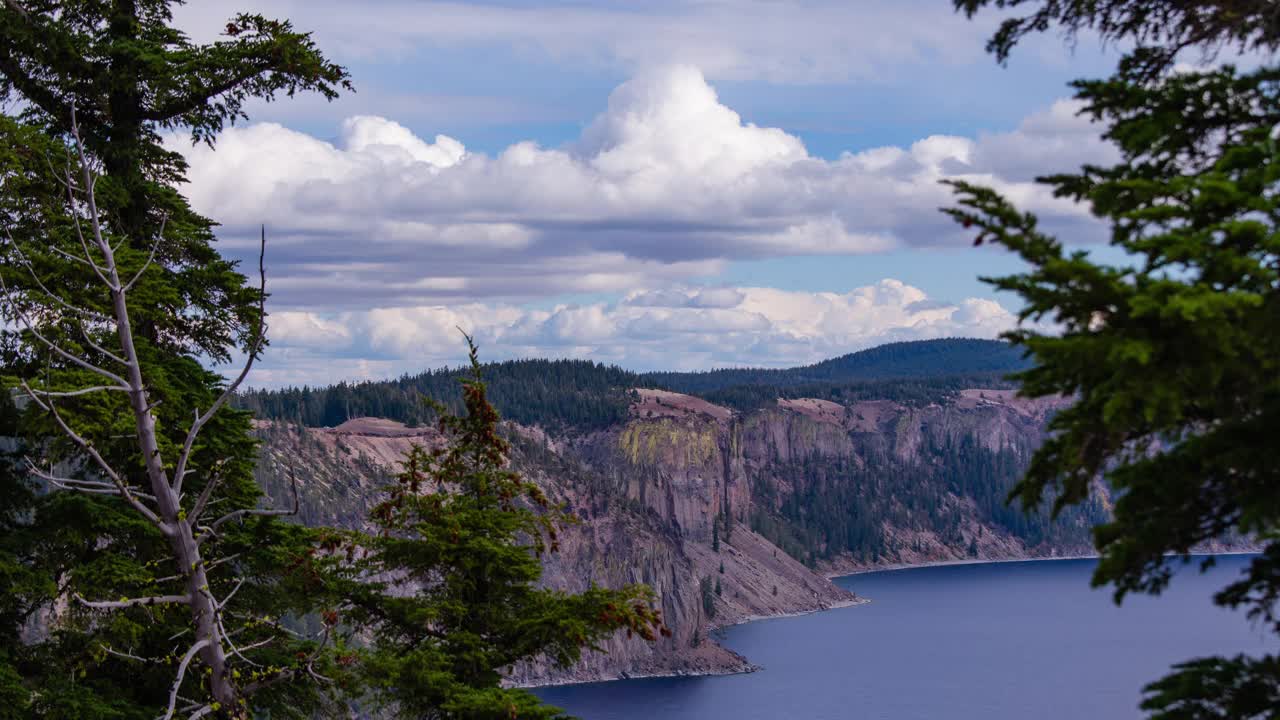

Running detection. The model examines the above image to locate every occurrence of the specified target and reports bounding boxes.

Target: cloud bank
[244,279,1020,388]
[178,66,1116,312]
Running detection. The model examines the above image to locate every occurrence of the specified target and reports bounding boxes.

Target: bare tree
[2,111,320,719]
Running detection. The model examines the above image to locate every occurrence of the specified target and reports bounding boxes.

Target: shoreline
[532,551,1259,691]
[825,549,1262,580]
[824,554,1099,579]
[520,663,762,689]
[713,596,872,631]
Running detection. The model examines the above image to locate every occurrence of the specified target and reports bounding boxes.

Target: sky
[166,0,1129,388]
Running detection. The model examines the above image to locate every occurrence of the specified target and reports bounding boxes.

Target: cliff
[251,384,1111,684]
[252,413,858,685]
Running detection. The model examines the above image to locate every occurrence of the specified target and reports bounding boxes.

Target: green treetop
[1,0,351,359]
[342,340,664,719]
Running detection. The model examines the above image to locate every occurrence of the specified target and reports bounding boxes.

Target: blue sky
[168,0,1127,387]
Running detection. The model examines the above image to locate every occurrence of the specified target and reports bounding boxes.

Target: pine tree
[950,1,1280,715]
[345,340,663,719]
[1,2,351,717]
[699,577,716,620]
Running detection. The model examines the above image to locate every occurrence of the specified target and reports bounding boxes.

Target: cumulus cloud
[177,66,1115,311]
[243,279,1021,387]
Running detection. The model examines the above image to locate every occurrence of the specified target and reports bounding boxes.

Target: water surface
[537,556,1272,720]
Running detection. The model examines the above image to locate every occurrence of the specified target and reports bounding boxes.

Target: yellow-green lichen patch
[619,419,718,467]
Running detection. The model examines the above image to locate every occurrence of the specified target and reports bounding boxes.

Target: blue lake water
[537,555,1273,720]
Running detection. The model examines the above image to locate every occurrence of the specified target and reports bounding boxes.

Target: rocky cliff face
[252,412,858,685]
[252,387,1100,684]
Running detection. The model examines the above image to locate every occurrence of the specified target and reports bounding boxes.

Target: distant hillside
[238,338,1031,430]
[644,338,1029,394]
[237,358,643,432]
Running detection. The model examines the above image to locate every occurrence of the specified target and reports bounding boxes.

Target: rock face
[252,387,1099,684]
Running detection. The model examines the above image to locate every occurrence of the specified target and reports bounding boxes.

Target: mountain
[238,338,1028,430]
[644,338,1031,394]
[245,339,1123,684]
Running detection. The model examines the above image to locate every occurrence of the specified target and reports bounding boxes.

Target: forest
[237,339,1027,429]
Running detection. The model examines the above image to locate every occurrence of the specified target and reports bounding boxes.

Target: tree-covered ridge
[644,338,1030,394]
[239,339,1029,430]
[238,358,645,432]
[700,373,1020,413]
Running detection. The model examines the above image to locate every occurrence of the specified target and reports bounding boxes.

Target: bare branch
[218,613,264,668]
[69,113,114,266]
[173,226,267,496]
[58,148,113,289]
[25,384,128,398]
[121,213,167,293]
[1,280,131,387]
[161,639,211,720]
[20,382,170,532]
[4,228,109,322]
[199,470,297,545]
[154,553,240,584]
[25,459,159,501]
[188,460,227,525]
[47,244,99,269]
[101,645,158,664]
[79,327,129,367]
[76,593,191,610]
[216,578,244,610]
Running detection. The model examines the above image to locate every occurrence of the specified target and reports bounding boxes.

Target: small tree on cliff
[346,339,664,719]
[950,1,1280,715]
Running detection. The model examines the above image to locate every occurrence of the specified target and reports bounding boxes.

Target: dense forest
[238,358,644,432]
[750,433,1106,566]
[238,339,1028,430]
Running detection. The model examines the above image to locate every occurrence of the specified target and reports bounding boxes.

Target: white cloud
[177,66,1115,311]
[244,279,1021,387]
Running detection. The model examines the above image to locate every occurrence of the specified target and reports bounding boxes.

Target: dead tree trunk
[3,110,307,719]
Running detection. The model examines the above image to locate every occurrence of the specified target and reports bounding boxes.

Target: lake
[536,555,1272,720]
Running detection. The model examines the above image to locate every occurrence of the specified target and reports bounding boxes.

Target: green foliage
[0,0,350,362]
[0,1,352,716]
[750,435,1105,565]
[953,0,1280,78]
[343,342,663,719]
[1141,655,1280,719]
[948,1,1280,715]
[240,359,644,433]
[699,577,716,620]
[1,2,346,361]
